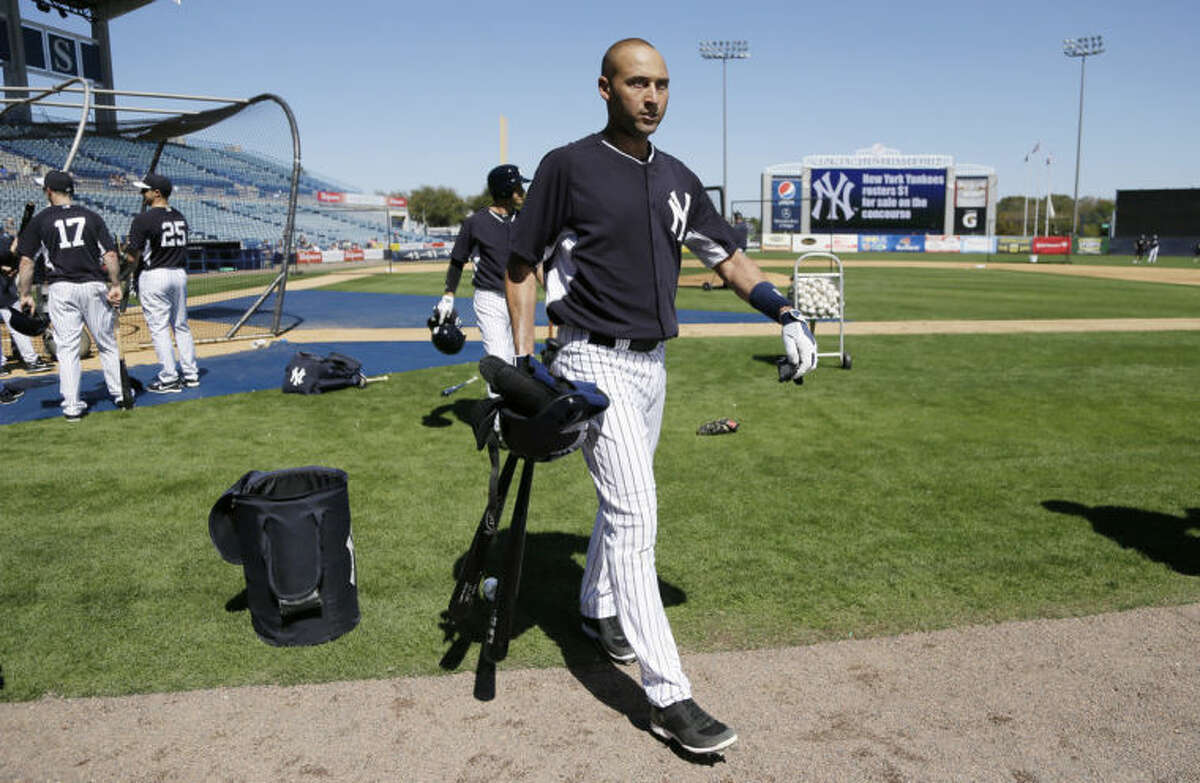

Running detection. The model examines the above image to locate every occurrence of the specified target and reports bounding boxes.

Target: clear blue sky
[18,0,1199,206]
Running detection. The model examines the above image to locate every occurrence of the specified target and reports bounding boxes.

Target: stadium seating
[0,134,401,250]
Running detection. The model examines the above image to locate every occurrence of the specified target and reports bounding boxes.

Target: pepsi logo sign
[776,180,797,200]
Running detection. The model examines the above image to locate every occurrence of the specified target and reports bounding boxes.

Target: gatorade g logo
[776,180,797,200]
[962,210,979,229]
[667,190,691,242]
[289,367,306,386]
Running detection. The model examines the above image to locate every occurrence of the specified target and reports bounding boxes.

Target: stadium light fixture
[1063,35,1104,242]
[699,40,750,218]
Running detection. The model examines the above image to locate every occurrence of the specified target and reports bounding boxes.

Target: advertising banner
[762,233,791,251]
[1076,237,1104,255]
[792,234,832,252]
[322,250,346,264]
[1032,236,1070,255]
[961,236,996,254]
[858,234,889,252]
[924,235,962,253]
[954,177,988,208]
[297,249,323,264]
[832,234,859,253]
[996,236,1031,254]
[343,248,365,262]
[770,177,803,233]
[888,235,925,253]
[810,168,946,231]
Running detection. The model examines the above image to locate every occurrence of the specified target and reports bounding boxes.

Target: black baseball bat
[448,453,519,624]
[478,355,558,416]
[484,458,535,664]
[19,201,34,233]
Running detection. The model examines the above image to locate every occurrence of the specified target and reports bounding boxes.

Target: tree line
[388,186,1115,238]
[994,195,1113,237]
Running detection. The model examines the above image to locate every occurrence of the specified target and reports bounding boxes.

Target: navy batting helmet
[6,307,49,337]
[476,355,608,462]
[428,311,465,355]
[487,164,530,201]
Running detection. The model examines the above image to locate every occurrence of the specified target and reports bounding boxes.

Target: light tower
[1063,35,1104,240]
[698,40,749,218]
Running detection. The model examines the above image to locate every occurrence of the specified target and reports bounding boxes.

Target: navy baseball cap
[35,170,74,193]
[487,164,530,200]
[132,173,172,197]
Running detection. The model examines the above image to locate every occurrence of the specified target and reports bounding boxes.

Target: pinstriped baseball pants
[553,326,691,707]
[47,281,123,416]
[473,288,514,365]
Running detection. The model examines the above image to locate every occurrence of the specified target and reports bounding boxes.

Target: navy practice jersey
[513,133,739,340]
[447,207,515,293]
[128,207,190,270]
[17,203,116,284]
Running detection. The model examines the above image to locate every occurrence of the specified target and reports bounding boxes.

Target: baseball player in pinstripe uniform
[125,173,199,392]
[507,39,817,755]
[16,170,129,421]
[434,165,531,365]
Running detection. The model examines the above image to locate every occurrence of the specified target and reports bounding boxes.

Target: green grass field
[330,265,1200,321]
[2,266,1197,702]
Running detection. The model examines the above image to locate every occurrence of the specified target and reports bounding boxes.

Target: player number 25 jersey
[127,207,190,270]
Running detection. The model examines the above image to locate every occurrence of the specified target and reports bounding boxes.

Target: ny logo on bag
[290,367,307,386]
[667,190,691,242]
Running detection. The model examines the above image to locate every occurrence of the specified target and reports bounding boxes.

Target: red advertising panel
[297,249,323,264]
[1032,236,1070,255]
[344,248,365,262]
[317,191,345,204]
[387,196,408,208]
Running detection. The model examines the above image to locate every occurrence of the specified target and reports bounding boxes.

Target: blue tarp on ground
[0,340,484,426]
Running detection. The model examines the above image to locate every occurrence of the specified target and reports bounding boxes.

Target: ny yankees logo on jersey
[667,191,691,242]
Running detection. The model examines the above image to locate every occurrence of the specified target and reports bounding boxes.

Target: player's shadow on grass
[1042,500,1200,575]
[421,397,483,428]
[439,530,687,728]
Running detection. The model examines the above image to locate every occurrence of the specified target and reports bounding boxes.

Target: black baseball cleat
[581,615,636,664]
[0,386,24,405]
[182,376,200,388]
[146,378,182,394]
[649,698,738,755]
[23,357,53,374]
[64,410,83,422]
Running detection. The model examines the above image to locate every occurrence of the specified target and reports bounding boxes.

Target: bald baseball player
[125,173,199,392]
[434,164,530,365]
[506,38,817,756]
[17,170,129,421]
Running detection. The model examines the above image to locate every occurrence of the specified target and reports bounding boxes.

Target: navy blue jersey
[513,134,738,340]
[448,207,515,293]
[128,206,190,270]
[17,203,116,284]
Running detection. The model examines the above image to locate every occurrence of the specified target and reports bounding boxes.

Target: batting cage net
[0,81,312,356]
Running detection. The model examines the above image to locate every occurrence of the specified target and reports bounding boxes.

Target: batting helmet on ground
[6,307,49,337]
[427,311,465,355]
[477,355,608,461]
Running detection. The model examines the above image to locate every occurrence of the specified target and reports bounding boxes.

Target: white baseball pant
[139,268,197,384]
[47,281,123,415]
[473,287,514,365]
[552,325,691,708]
[1,307,39,365]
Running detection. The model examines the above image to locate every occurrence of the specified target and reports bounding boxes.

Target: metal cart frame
[792,251,851,369]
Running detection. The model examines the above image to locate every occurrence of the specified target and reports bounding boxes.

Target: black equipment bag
[282,351,364,394]
[209,466,360,647]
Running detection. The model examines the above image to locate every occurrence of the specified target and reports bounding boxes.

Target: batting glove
[434,293,455,324]
[781,309,817,381]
